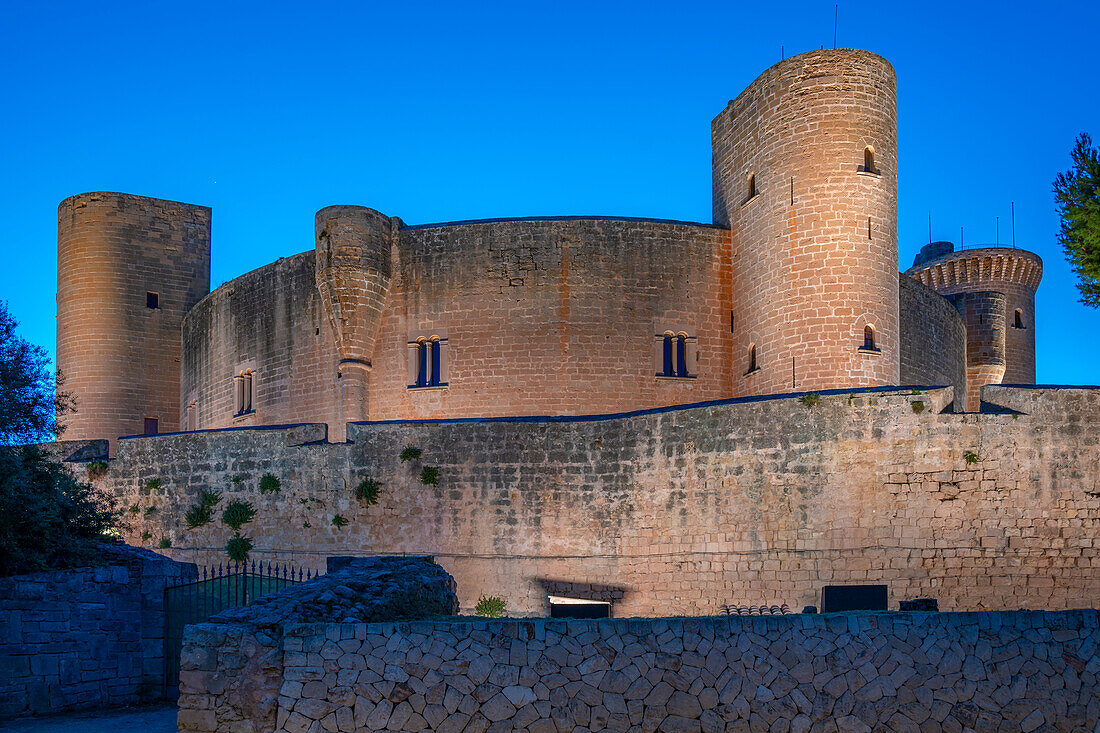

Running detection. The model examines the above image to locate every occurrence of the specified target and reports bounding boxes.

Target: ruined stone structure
[54,49,1041,447]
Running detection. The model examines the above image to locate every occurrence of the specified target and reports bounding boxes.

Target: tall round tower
[713,49,899,395]
[905,242,1042,411]
[56,192,211,448]
[315,206,399,435]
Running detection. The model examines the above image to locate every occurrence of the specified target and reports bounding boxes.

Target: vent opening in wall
[549,596,611,619]
[745,344,758,375]
[1014,309,1024,329]
[745,173,757,203]
[862,147,878,175]
[146,292,159,309]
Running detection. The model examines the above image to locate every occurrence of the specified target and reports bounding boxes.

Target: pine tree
[0,301,74,444]
[1053,133,1100,308]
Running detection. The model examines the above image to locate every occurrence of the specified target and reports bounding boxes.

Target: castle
[56,49,1042,447]
[48,50,1096,618]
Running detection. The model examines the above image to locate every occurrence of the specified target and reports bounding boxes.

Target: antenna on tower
[833,4,838,49]
[1011,201,1016,247]
[928,212,932,244]
[781,45,785,60]
[996,216,1000,245]
[961,226,965,248]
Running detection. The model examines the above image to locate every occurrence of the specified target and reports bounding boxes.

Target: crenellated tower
[56,192,210,448]
[713,49,900,395]
[906,242,1043,411]
[314,206,399,436]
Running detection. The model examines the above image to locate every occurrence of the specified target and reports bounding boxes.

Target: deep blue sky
[2,1,1097,385]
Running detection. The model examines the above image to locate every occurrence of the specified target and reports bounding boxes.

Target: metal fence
[163,560,319,697]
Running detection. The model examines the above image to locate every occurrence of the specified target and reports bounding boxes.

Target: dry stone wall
[90,386,1100,618]
[0,543,195,719]
[181,610,1100,733]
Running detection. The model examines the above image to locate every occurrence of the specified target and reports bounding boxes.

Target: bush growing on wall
[222,500,256,531]
[226,533,253,562]
[400,446,422,462]
[259,473,281,494]
[420,467,440,486]
[87,460,108,480]
[475,595,507,617]
[184,489,221,528]
[356,478,381,505]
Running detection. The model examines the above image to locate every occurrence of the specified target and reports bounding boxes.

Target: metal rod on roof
[996,216,1000,245]
[833,4,838,48]
[928,212,932,244]
[1011,201,1016,247]
[961,226,964,248]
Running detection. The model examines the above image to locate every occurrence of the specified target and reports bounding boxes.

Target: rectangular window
[146,292,159,309]
[144,418,159,435]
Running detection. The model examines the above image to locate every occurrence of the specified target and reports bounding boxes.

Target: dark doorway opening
[549,597,611,619]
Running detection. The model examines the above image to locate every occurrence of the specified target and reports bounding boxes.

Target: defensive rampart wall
[898,275,967,405]
[88,385,1100,618]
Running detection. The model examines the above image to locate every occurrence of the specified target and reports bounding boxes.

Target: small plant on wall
[222,500,256,530]
[356,478,382,506]
[141,531,152,542]
[799,393,821,409]
[87,460,108,480]
[231,475,244,486]
[400,446,422,462]
[128,503,140,515]
[963,451,980,465]
[420,467,440,486]
[158,537,171,549]
[475,595,506,618]
[911,401,926,414]
[144,478,162,494]
[259,473,281,494]
[185,490,222,529]
[226,534,253,563]
[331,514,349,528]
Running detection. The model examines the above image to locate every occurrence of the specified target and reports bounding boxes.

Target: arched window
[747,173,757,200]
[662,333,674,377]
[675,334,688,378]
[429,336,441,386]
[1014,309,1024,329]
[416,338,429,387]
[747,344,757,374]
[234,370,254,415]
[863,147,876,174]
[409,334,449,388]
[863,325,876,351]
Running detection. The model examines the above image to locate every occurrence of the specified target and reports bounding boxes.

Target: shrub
[420,467,440,486]
[184,489,222,529]
[259,473,281,494]
[400,446,422,462]
[225,533,253,562]
[331,514,349,528]
[475,595,506,618]
[911,401,926,414]
[0,445,119,577]
[231,475,244,486]
[799,393,821,409]
[128,503,140,515]
[158,537,171,549]
[141,531,152,542]
[356,478,382,505]
[963,451,980,465]
[87,460,109,480]
[144,505,156,516]
[145,478,161,493]
[222,500,256,531]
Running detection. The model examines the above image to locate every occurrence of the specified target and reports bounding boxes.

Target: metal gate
[164,561,317,697]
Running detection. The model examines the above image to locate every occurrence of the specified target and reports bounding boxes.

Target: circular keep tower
[905,242,1043,411]
[713,49,899,395]
[315,205,399,436]
[56,192,210,448]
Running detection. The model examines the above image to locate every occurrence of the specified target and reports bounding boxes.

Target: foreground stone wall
[0,544,195,719]
[88,385,1100,618]
[181,609,1100,732]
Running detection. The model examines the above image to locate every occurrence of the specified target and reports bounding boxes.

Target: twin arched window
[234,370,254,416]
[661,333,689,378]
[415,337,442,387]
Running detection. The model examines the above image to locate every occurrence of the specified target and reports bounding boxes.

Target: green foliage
[231,475,244,485]
[1053,133,1100,308]
[222,500,256,531]
[356,478,381,505]
[910,389,922,395]
[0,445,119,577]
[184,490,221,529]
[128,503,140,515]
[331,514,349,528]
[0,302,74,445]
[141,531,152,542]
[911,401,926,414]
[87,461,109,481]
[798,393,821,409]
[145,478,162,493]
[400,446,422,462]
[143,505,156,516]
[963,451,980,465]
[225,533,253,562]
[259,473,281,494]
[420,466,440,486]
[158,537,171,549]
[475,595,507,618]
[302,521,311,528]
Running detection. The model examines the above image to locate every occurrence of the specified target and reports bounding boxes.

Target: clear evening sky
[1,1,1096,386]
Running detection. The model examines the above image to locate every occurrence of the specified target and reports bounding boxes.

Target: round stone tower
[713,49,899,395]
[315,205,399,435]
[905,242,1043,411]
[56,192,210,448]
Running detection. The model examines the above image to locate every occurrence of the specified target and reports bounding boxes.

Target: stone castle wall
[88,386,1100,618]
[0,544,195,719]
[57,192,211,447]
[898,275,966,404]
[179,611,1100,733]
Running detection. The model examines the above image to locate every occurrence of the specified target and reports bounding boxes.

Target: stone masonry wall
[0,543,195,719]
[180,610,1100,732]
[898,275,966,407]
[90,386,1100,618]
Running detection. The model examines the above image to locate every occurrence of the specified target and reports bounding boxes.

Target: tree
[0,301,73,445]
[1053,133,1100,308]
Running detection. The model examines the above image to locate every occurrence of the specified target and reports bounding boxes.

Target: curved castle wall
[898,274,966,404]
[713,49,900,395]
[56,192,210,447]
